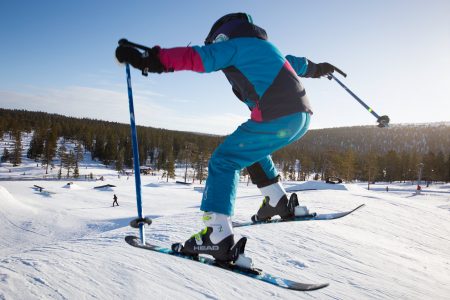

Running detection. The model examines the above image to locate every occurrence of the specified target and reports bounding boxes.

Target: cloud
[0,86,244,135]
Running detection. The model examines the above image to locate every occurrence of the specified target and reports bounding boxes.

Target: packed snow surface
[0,176,449,299]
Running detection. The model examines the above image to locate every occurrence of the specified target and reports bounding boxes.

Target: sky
[0,0,449,135]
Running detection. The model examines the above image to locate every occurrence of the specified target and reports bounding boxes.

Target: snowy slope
[1,176,449,299]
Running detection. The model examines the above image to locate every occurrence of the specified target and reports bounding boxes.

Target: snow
[1,134,450,299]
[1,173,449,299]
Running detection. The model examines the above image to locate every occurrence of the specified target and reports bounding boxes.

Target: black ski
[125,235,328,291]
[233,204,365,228]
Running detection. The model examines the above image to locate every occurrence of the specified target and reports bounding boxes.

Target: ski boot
[252,193,299,222]
[172,212,247,262]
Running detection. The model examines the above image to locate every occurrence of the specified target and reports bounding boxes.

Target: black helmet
[204,13,267,45]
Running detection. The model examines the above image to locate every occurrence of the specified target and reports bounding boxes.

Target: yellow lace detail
[192,227,208,241]
[202,214,212,222]
[259,196,269,208]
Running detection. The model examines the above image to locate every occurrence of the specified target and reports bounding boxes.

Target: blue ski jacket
[159,38,313,122]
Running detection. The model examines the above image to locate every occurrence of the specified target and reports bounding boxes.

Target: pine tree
[408,151,420,184]
[73,164,79,178]
[1,148,10,163]
[75,143,84,164]
[123,138,133,168]
[103,134,117,165]
[164,147,175,182]
[182,142,196,183]
[93,135,105,161]
[299,155,313,181]
[156,147,166,171]
[364,152,379,189]
[320,149,340,179]
[399,152,411,183]
[11,130,22,166]
[434,151,446,182]
[194,152,208,184]
[74,143,84,178]
[115,149,125,172]
[137,130,148,166]
[57,144,67,177]
[446,154,450,183]
[64,150,75,178]
[422,152,436,184]
[42,129,58,174]
[341,149,357,181]
[27,129,45,161]
[383,150,401,182]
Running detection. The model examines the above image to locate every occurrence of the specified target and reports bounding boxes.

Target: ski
[233,204,365,228]
[125,235,328,291]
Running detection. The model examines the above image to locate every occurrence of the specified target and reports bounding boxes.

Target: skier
[116,13,341,261]
[112,194,119,207]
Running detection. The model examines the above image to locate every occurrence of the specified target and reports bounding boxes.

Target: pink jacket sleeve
[159,47,205,73]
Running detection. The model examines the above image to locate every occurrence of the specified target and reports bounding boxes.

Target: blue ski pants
[201,112,311,215]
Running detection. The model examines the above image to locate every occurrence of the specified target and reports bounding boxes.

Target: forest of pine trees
[1,108,449,183]
[0,109,221,181]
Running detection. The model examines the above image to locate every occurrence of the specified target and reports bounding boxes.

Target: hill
[0,176,449,299]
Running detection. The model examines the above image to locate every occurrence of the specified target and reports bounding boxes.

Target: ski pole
[124,63,147,244]
[328,73,390,128]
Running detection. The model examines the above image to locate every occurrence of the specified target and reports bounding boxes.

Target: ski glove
[304,60,338,78]
[115,45,165,74]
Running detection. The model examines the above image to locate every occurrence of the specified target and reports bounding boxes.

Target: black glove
[115,45,165,74]
[304,60,338,78]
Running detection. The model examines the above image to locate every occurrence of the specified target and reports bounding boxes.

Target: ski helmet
[204,13,267,45]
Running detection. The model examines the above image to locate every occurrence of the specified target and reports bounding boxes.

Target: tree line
[273,123,450,183]
[0,109,221,182]
[1,108,449,183]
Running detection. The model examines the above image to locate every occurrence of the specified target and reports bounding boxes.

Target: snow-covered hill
[0,175,449,299]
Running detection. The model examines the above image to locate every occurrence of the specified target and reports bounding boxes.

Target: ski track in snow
[0,168,449,299]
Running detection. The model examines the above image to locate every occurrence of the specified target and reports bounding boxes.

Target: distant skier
[116,13,341,261]
[113,194,119,207]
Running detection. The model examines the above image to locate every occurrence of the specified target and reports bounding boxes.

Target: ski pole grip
[326,68,346,80]
[334,67,347,78]
[117,38,152,52]
[118,38,129,46]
